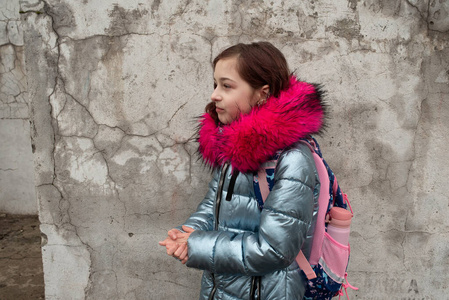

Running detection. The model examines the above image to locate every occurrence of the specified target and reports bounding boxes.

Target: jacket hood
[198,76,325,173]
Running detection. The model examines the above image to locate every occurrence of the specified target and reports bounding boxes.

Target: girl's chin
[218,116,232,125]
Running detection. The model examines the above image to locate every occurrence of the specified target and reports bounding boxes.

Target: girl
[159,42,325,299]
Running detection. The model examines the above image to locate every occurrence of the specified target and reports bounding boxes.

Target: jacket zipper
[214,163,229,231]
[249,276,261,300]
[208,273,217,300]
[209,163,230,300]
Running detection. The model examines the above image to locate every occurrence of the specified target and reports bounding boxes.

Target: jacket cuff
[186,230,220,271]
[174,226,185,233]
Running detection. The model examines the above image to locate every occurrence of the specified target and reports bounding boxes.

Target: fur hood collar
[198,76,325,173]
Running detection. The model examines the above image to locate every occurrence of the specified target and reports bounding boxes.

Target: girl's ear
[259,85,270,101]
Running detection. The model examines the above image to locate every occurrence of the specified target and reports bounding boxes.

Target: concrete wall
[17,0,449,299]
[0,0,37,214]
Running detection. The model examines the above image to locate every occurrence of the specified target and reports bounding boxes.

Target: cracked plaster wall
[16,0,449,299]
[0,0,37,214]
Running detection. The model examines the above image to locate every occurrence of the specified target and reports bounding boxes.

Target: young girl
[159,42,325,299]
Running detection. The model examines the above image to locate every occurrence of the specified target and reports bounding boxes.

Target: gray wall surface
[0,0,37,214]
[11,0,449,298]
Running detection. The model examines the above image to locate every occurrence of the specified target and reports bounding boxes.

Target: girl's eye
[213,83,217,89]
[223,84,230,88]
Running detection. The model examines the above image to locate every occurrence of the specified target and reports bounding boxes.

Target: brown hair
[205,42,290,122]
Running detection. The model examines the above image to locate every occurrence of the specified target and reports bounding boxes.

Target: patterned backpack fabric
[254,137,357,299]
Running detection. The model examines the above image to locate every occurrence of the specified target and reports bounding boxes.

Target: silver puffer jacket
[181,77,324,299]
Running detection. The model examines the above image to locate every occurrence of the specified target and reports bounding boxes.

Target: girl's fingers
[178,245,188,260]
[159,238,169,246]
[166,243,178,256]
[181,256,188,264]
[174,243,186,257]
[160,236,176,247]
[168,229,179,239]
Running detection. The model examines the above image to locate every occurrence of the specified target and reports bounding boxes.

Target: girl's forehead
[214,57,240,79]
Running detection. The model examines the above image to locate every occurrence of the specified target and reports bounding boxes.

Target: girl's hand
[159,226,195,264]
[173,242,189,264]
[173,225,195,243]
[167,228,180,240]
[159,235,181,256]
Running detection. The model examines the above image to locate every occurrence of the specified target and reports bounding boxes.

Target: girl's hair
[205,41,290,122]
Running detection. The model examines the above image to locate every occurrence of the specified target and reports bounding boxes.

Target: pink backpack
[256,138,358,299]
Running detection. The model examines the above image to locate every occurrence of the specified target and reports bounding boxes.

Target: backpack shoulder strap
[256,141,325,280]
[297,140,331,266]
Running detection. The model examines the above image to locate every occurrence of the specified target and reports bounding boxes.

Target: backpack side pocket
[319,232,350,284]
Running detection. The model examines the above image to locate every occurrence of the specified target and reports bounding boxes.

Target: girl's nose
[211,87,221,102]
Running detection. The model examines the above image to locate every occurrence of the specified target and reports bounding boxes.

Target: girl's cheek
[242,104,252,115]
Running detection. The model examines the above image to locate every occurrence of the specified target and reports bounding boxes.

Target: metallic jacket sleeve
[186,146,317,275]
[178,168,220,232]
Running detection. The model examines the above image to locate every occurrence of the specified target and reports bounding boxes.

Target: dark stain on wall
[326,18,362,41]
[151,0,161,14]
[106,4,149,36]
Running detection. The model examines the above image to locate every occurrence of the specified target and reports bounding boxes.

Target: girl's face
[211,57,266,125]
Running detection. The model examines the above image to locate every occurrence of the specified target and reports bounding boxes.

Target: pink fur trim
[198,76,324,173]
